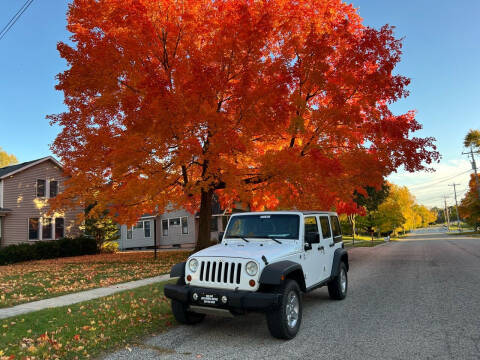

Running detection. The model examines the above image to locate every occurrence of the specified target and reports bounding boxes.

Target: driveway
[103,233,480,360]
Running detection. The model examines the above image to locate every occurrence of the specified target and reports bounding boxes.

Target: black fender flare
[331,248,349,278]
[170,261,186,278]
[259,260,305,291]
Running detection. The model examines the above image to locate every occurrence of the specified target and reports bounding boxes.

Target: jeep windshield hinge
[261,255,268,265]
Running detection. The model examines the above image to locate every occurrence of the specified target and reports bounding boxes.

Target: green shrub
[0,236,98,265]
[100,241,119,254]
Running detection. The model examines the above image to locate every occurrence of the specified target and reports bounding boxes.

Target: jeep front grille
[199,260,242,285]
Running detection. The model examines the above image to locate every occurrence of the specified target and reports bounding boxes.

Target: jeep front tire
[266,279,303,339]
[328,262,348,300]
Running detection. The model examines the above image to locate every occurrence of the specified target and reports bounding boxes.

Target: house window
[55,218,65,239]
[162,219,168,236]
[36,179,46,197]
[169,218,180,226]
[29,218,39,240]
[134,221,143,229]
[210,217,218,232]
[49,180,58,198]
[42,218,53,239]
[127,227,132,239]
[144,221,151,238]
[181,217,188,234]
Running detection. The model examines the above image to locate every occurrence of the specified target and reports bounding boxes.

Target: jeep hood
[191,240,300,264]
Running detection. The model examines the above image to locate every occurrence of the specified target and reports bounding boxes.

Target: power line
[0,0,34,42]
[407,169,471,191]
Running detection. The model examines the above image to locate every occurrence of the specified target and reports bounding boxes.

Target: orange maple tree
[49,0,439,249]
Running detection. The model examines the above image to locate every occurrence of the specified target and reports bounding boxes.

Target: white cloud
[387,158,473,208]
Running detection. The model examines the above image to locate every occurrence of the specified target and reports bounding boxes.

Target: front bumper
[164,284,281,312]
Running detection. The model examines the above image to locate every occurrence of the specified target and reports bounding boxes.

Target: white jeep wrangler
[164,211,349,339]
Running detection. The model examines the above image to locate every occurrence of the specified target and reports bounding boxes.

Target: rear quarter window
[330,216,342,241]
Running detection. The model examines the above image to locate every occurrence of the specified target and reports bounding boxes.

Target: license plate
[200,294,219,305]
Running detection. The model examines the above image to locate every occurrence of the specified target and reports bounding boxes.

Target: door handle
[318,246,324,251]
[329,243,335,247]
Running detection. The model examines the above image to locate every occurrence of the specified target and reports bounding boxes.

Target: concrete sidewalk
[0,274,171,320]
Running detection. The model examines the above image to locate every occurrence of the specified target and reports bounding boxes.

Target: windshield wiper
[229,236,249,243]
[268,236,282,244]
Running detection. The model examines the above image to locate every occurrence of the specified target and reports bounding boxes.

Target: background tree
[49,0,439,250]
[459,174,480,230]
[81,204,119,249]
[348,183,390,240]
[464,129,480,201]
[374,184,419,235]
[414,205,437,227]
[464,129,480,149]
[0,147,18,168]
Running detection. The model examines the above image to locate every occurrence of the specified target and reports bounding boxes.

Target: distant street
[105,231,480,360]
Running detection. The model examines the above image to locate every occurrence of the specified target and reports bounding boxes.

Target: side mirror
[305,232,320,244]
[218,232,224,242]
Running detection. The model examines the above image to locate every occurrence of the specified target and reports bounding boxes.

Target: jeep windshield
[225,214,300,240]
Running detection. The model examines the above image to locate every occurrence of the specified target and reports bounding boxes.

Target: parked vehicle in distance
[164,211,349,339]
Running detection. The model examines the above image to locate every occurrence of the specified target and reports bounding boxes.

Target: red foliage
[48,0,439,227]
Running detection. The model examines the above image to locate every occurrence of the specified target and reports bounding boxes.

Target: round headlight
[245,261,258,276]
[188,258,199,273]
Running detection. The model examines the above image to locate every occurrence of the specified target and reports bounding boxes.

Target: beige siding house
[118,202,247,250]
[0,157,81,247]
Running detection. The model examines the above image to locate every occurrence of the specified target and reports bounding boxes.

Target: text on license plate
[201,294,218,304]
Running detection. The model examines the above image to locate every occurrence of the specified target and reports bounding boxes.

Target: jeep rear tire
[171,278,205,325]
[328,262,348,300]
[266,279,302,339]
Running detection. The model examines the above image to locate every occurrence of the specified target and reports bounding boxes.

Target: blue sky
[0,0,478,207]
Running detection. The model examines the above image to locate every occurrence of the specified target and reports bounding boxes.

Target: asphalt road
[104,231,480,360]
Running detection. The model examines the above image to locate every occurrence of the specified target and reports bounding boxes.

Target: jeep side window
[319,216,332,239]
[330,215,342,243]
[304,216,318,234]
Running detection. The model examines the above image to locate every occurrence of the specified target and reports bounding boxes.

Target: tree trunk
[195,188,213,251]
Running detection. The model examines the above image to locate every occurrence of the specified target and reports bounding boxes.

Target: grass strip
[0,251,189,308]
[0,280,176,359]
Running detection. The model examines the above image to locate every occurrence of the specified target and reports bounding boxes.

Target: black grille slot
[230,263,235,283]
[200,261,205,281]
[236,263,242,284]
[211,262,216,282]
[224,262,229,282]
[205,261,210,282]
[217,262,223,282]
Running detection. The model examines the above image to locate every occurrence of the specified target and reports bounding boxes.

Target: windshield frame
[224,214,301,240]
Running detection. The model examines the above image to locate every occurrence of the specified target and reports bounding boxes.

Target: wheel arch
[170,261,186,278]
[331,248,349,278]
[259,260,306,292]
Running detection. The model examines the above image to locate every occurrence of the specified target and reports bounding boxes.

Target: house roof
[0,156,63,179]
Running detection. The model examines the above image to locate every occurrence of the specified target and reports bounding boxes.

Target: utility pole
[443,196,450,230]
[462,146,480,200]
[449,183,461,231]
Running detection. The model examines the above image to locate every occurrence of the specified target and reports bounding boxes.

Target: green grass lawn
[0,280,176,359]
[343,234,397,247]
[0,251,190,308]
[447,230,480,237]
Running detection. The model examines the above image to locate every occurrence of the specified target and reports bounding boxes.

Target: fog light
[221,296,228,304]
[249,279,256,287]
[186,275,192,282]
[193,293,198,301]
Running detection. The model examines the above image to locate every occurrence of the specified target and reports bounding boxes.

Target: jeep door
[302,216,323,287]
[318,215,334,281]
